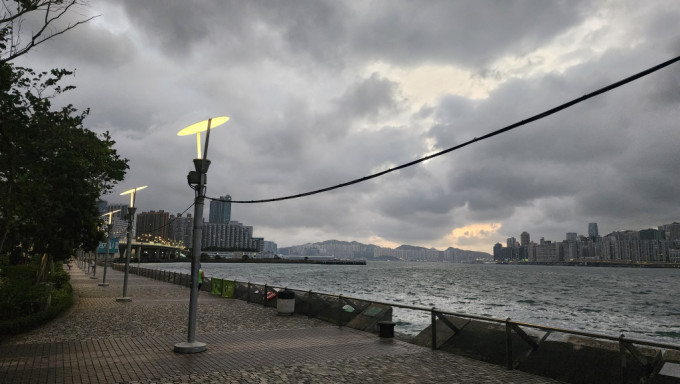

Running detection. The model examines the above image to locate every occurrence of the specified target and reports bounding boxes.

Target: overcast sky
[18,0,680,253]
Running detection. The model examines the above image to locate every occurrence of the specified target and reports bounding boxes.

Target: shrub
[0,260,74,339]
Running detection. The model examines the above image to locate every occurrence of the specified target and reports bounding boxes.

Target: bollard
[378,321,396,338]
[263,284,268,306]
[431,307,437,350]
[337,295,343,327]
[307,290,313,319]
[505,318,513,370]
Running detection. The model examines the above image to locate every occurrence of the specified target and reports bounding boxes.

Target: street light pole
[117,187,146,303]
[174,116,229,354]
[99,210,119,287]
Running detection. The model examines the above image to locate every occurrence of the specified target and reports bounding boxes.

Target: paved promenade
[0,265,562,383]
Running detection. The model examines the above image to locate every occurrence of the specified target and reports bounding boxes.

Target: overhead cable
[207,54,680,205]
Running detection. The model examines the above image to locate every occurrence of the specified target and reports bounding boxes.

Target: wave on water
[145,261,680,343]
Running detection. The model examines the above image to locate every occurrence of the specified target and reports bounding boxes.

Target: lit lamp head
[101,209,122,225]
[120,186,148,208]
[177,116,229,159]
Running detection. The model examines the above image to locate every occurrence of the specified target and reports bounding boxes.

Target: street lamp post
[116,186,147,302]
[99,210,120,287]
[174,116,229,354]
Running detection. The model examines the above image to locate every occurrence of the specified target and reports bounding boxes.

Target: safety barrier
[115,264,680,383]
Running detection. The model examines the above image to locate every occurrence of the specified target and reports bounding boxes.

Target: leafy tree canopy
[0,60,129,262]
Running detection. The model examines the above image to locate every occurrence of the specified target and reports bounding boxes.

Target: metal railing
[116,264,680,382]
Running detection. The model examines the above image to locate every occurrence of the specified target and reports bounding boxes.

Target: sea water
[146,261,680,343]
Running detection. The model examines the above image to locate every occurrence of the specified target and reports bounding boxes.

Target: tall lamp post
[116,186,147,302]
[99,210,120,287]
[174,116,229,354]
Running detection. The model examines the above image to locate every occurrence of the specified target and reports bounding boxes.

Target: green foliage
[48,266,70,290]
[0,59,129,262]
[0,261,73,338]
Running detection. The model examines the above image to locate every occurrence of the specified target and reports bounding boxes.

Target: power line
[207,54,680,205]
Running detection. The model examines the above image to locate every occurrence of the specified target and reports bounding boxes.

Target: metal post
[174,158,209,354]
[431,308,437,350]
[506,318,513,370]
[117,207,136,302]
[619,334,627,383]
[338,295,343,327]
[90,250,98,279]
[308,290,313,319]
[99,224,113,287]
[264,284,268,306]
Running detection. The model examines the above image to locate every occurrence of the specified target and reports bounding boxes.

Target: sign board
[97,238,120,254]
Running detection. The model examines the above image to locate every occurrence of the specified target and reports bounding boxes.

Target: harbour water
[147,261,680,344]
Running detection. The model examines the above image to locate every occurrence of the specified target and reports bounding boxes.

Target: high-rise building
[136,210,169,241]
[520,232,530,247]
[209,195,232,223]
[98,201,129,221]
[588,223,599,239]
[168,213,193,248]
[202,220,255,250]
[660,222,680,241]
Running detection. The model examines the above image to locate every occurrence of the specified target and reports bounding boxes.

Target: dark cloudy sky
[18,0,680,252]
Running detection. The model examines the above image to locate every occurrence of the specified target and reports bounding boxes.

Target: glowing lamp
[177,116,229,159]
[101,209,121,225]
[120,186,148,207]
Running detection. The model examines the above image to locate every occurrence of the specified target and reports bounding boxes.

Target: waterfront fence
[113,264,680,382]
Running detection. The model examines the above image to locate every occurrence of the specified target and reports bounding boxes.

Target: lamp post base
[116,297,132,302]
[174,341,207,354]
[98,283,109,287]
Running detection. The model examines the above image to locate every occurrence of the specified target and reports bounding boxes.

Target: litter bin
[277,290,295,315]
[378,321,396,338]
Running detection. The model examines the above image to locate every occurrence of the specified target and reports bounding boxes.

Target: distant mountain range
[278,240,492,262]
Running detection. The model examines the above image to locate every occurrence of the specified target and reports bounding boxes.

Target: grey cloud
[334,73,401,120]
[16,0,680,252]
[351,0,590,68]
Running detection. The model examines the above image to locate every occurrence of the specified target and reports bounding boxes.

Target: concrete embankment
[412,315,680,384]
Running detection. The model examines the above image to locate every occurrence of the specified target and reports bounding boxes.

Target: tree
[0,62,128,278]
[1,0,98,63]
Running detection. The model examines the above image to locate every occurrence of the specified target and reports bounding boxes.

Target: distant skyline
[499,220,677,246]
[19,1,680,252]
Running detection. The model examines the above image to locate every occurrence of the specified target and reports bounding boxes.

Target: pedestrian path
[0,264,562,383]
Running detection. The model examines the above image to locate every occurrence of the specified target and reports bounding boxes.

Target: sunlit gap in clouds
[443,222,502,252]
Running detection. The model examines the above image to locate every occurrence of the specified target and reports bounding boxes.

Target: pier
[0,265,558,383]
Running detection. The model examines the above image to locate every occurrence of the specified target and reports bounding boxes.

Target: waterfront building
[520,232,530,247]
[526,242,536,262]
[136,210,169,241]
[660,222,680,241]
[263,241,278,254]
[588,222,599,239]
[202,220,255,250]
[209,195,231,223]
[109,217,128,240]
[168,213,193,248]
[640,228,665,241]
[493,243,503,261]
[98,200,130,239]
[535,241,560,262]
